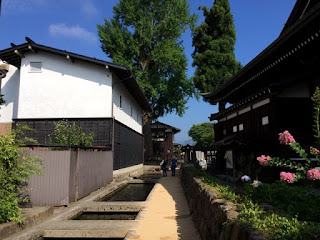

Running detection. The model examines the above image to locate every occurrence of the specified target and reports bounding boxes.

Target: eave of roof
[281,0,319,34]
[151,120,181,134]
[210,87,272,121]
[0,37,151,111]
[202,2,320,104]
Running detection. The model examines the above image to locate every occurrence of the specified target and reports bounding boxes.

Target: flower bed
[181,167,320,240]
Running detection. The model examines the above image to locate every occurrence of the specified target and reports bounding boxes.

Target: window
[130,106,133,117]
[30,62,42,72]
[262,116,269,125]
[233,125,237,133]
[239,124,244,131]
[120,96,122,108]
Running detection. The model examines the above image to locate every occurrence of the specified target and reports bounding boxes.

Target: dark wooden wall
[13,118,113,146]
[213,96,314,181]
[113,120,143,170]
[214,97,313,154]
[152,132,174,161]
[14,118,144,170]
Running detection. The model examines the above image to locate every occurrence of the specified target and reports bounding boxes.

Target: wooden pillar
[218,101,226,112]
[75,147,80,201]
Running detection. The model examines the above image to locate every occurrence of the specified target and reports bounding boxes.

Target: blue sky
[0,0,296,144]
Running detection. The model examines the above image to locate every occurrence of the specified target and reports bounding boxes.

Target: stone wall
[180,168,264,240]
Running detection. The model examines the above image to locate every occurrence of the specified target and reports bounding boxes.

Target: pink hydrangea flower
[307,169,320,181]
[257,155,271,167]
[278,131,295,145]
[310,147,320,155]
[280,172,296,183]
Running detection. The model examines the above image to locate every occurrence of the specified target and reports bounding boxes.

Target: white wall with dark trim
[17,52,113,119]
[113,74,143,134]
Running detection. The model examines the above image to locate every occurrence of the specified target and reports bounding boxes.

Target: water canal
[100,183,155,202]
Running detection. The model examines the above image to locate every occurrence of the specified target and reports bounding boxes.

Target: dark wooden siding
[113,120,143,170]
[14,118,144,170]
[215,99,277,146]
[13,118,113,146]
[214,96,313,155]
[151,133,174,161]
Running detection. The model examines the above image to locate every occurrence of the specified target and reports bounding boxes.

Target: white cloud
[81,0,99,16]
[49,24,98,43]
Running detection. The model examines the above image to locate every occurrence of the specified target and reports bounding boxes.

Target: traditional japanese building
[150,121,180,162]
[203,0,320,180]
[0,37,151,170]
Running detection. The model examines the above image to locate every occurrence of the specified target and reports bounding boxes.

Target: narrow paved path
[130,169,200,240]
[3,168,200,240]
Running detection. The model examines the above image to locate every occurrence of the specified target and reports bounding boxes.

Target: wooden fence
[23,149,113,206]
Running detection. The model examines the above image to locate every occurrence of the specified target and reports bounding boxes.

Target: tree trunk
[143,112,154,163]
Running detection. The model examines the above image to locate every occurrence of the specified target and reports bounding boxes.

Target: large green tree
[192,0,241,100]
[188,122,215,147]
[97,0,197,160]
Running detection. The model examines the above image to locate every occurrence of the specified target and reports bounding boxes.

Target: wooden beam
[28,45,37,53]
[14,49,25,58]
[0,64,9,72]
[25,37,35,44]
[66,55,74,63]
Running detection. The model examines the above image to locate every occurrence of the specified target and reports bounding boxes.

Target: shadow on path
[131,168,200,240]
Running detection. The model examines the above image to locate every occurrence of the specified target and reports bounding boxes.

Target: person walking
[171,156,177,176]
[160,159,167,177]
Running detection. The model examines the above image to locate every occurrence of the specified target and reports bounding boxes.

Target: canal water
[101,183,155,201]
[72,211,138,220]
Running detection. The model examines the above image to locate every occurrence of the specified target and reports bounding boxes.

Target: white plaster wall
[18,52,112,118]
[113,75,143,134]
[0,62,20,123]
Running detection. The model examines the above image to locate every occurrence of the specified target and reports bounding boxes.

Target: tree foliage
[49,120,94,147]
[0,125,42,223]
[192,0,241,101]
[188,122,214,147]
[97,0,198,118]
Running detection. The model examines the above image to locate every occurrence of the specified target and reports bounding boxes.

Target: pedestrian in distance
[160,159,167,177]
[171,156,177,176]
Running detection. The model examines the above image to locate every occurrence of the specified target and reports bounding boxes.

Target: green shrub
[186,167,320,240]
[244,181,320,222]
[0,130,42,223]
[49,120,94,147]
